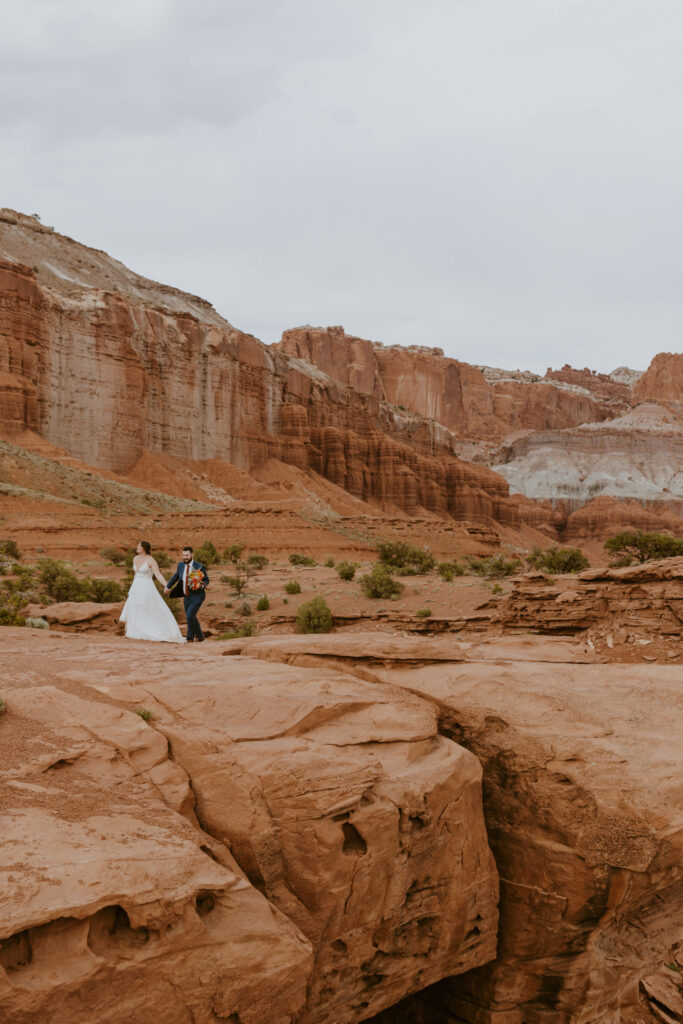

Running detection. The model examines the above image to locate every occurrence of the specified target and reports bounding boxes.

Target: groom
[165,546,209,643]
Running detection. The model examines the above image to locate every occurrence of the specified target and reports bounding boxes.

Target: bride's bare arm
[149,558,167,587]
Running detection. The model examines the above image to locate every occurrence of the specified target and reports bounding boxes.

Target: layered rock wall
[0,218,553,531]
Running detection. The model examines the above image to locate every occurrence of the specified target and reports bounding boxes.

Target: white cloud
[1,0,682,372]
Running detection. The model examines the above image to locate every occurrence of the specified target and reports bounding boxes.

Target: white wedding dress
[120,561,185,643]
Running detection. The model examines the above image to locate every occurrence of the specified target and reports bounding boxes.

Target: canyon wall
[277,327,619,441]
[0,212,553,532]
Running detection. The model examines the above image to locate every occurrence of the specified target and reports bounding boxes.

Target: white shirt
[183,562,190,595]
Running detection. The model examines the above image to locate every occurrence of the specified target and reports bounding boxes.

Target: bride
[120,541,185,643]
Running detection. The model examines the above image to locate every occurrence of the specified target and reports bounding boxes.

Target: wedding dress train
[120,561,185,643]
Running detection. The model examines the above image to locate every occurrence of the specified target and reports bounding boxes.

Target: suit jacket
[166,560,209,599]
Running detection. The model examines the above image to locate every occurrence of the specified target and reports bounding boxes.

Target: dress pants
[184,590,205,641]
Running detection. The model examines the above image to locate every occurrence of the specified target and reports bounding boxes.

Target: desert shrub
[10,565,35,590]
[89,579,125,603]
[282,597,288,604]
[491,583,503,595]
[256,595,269,611]
[218,621,258,639]
[134,707,153,721]
[359,564,405,599]
[223,543,244,564]
[101,546,126,565]
[324,558,335,568]
[336,561,358,582]
[376,541,434,574]
[154,550,172,569]
[0,591,26,626]
[247,554,269,570]
[37,559,91,602]
[604,530,683,565]
[239,601,252,616]
[194,541,219,566]
[284,580,301,595]
[437,560,465,581]
[465,554,521,579]
[416,608,431,618]
[296,595,333,634]
[0,696,6,714]
[25,616,49,629]
[223,561,255,595]
[289,553,316,567]
[0,539,21,561]
[526,545,589,574]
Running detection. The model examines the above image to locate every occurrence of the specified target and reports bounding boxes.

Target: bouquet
[187,568,206,592]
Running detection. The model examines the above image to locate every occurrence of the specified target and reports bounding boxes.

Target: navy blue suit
[166,560,209,641]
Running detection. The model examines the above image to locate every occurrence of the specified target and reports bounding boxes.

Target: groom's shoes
[195,636,205,643]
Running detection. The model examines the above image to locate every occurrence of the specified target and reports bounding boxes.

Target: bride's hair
[139,540,151,554]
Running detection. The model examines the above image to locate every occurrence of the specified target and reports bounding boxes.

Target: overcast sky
[1,0,682,373]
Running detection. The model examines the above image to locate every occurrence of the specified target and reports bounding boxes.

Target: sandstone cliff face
[233,633,683,1024]
[1,629,499,1024]
[0,213,553,533]
[632,352,683,404]
[277,327,617,442]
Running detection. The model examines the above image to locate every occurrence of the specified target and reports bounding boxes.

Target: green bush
[247,554,269,570]
[285,580,301,595]
[437,560,465,581]
[296,595,333,634]
[604,531,683,565]
[416,608,431,618]
[194,541,219,566]
[0,696,6,715]
[134,707,153,721]
[324,558,335,568]
[0,591,26,626]
[101,546,126,565]
[465,554,521,579]
[256,595,269,611]
[38,559,91,602]
[289,553,316,566]
[526,545,589,574]
[336,561,358,581]
[359,564,405,599]
[376,541,434,574]
[223,543,244,564]
[218,621,258,639]
[154,551,172,569]
[0,539,21,561]
[89,579,125,603]
[491,583,503,595]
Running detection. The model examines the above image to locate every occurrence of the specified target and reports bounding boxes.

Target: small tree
[604,531,683,565]
[0,539,21,562]
[465,554,521,579]
[223,543,244,564]
[296,596,333,633]
[359,564,405,599]
[376,541,434,574]
[526,545,589,574]
[247,554,269,570]
[222,562,255,596]
[194,540,219,566]
[38,559,91,602]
